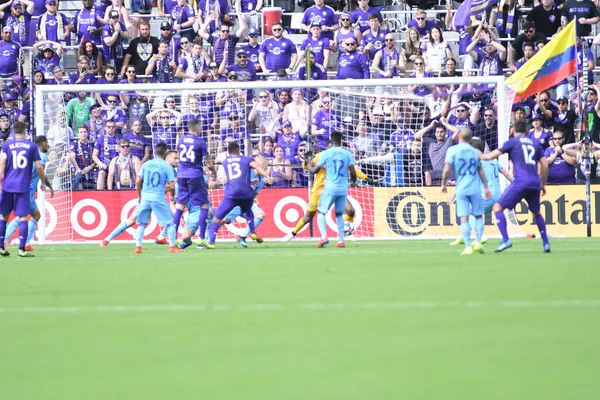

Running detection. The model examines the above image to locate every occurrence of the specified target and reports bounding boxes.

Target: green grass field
[1,238,599,400]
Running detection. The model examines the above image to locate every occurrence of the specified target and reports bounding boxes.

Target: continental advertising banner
[373,185,600,238]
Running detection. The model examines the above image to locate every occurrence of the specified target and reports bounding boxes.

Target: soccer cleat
[282,232,296,242]
[100,239,109,247]
[543,243,551,253]
[481,234,488,244]
[335,241,346,248]
[316,238,329,248]
[249,232,263,243]
[204,243,216,250]
[154,237,168,245]
[169,246,184,253]
[461,246,474,256]
[176,239,192,250]
[0,248,9,257]
[134,246,142,254]
[236,236,248,248]
[17,250,35,258]
[24,245,35,252]
[449,237,464,246]
[473,242,486,254]
[196,238,210,248]
[494,240,513,253]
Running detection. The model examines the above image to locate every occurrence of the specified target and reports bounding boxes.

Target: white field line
[0,300,599,314]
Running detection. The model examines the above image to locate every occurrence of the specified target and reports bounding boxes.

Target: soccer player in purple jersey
[480,119,551,253]
[206,142,272,249]
[0,121,45,257]
[172,119,215,249]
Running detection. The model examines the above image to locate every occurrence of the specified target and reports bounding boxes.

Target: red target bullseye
[273,196,308,233]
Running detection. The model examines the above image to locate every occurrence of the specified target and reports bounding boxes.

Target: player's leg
[494,184,521,252]
[176,205,199,249]
[525,189,550,252]
[284,191,320,241]
[191,178,211,243]
[240,199,262,243]
[0,191,13,256]
[334,195,347,247]
[455,194,473,254]
[470,194,485,253]
[219,206,247,247]
[134,200,152,253]
[4,218,19,247]
[173,177,189,232]
[152,199,181,252]
[25,207,41,250]
[103,206,138,246]
[316,191,335,247]
[207,198,238,248]
[241,203,265,239]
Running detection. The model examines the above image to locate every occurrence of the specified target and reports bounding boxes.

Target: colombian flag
[506,21,577,103]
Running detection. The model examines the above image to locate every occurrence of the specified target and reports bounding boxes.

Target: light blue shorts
[317,190,346,215]
[136,198,173,225]
[224,203,260,223]
[456,193,484,218]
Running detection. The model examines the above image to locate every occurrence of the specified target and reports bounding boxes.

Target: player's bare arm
[0,154,6,181]
[500,167,514,181]
[539,157,549,196]
[135,175,143,200]
[478,165,492,200]
[480,149,502,161]
[440,162,452,193]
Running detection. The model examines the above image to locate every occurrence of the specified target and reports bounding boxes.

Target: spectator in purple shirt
[200,15,247,67]
[170,0,196,42]
[70,55,97,85]
[102,9,129,70]
[337,37,369,80]
[145,40,177,83]
[361,13,387,62]
[241,27,261,72]
[36,0,72,45]
[300,23,331,68]
[351,0,382,33]
[545,130,576,184]
[300,0,338,40]
[71,0,102,45]
[0,27,22,79]
[528,114,553,151]
[407,9,439,37]
[0,0,33,47]
[78,40,102,76]
[298,51,328,82]
[311,95,340,150]
[197,0,230,35]
[33,40,62,79]
[467,22,506,77]
[259,22,298,74]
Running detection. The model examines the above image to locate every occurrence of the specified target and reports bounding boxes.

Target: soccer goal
[33,75,519,244]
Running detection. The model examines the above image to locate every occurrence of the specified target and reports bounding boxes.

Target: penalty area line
[0,300,600,314]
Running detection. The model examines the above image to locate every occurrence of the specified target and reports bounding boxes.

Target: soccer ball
[344,221,355,237]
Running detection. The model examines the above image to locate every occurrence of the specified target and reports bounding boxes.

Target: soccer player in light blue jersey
[133,143,181,254]
[4,136,54,252]
[101,150,179,246]
[309,131,357,248]
[449,137,513,246]
[442,129,492,255]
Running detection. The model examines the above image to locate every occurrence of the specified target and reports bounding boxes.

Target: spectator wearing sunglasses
[259,21,298,74]
[241,27,261,71]
[533,90,557,129]
[199,13,248,68]
[474,107,499,151]
[170,0,196,42]
[332,12,358,56]
[467,22,506,77]
[70,0,102,45]
[337,38,369,80]
[372,33,400,79]
[407,9,439,38]
[300,0,338,41]
[101,94,127,135]
[508,21,544,70]
[545,130,577,184]
[300,22,331,68]
[525,0,561,38]
[0,0,33,47]
[292,142,309,187]
[107,138,141,190]
[351,0,382,34]
[121,20,159,76]
[528,113,553,151]
[36,0,72,45]
[102,9,129,71]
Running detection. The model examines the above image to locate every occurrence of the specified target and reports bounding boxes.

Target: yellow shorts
[307,190,322,212]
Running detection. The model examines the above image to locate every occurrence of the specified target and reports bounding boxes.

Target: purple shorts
[0,191,30,217]
[214,197,254,220]
[177,177,209,207]
[497,183,541,214]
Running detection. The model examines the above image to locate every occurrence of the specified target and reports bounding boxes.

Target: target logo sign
[273,196,307,234]
[324,195,363,233]
[71,199,108,238]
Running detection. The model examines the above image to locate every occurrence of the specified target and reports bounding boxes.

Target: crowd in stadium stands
[1,0,600,190]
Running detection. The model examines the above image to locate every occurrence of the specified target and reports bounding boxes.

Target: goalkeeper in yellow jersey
[282,141,368,241]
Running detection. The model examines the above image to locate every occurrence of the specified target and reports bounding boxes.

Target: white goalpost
[33,76,518,244]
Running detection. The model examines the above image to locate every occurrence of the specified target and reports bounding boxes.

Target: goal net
[34,76,519,244]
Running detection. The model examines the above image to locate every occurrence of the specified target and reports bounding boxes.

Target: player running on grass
[214,154,268,248]
[480,119,551,253]
[0,122,46,258]
[206,142,272,249]
[101,150,179,246]
[282,141,367,241]
[4,135,54,252]
[309,131,357,248]
[441,129,492,255]
[449,137,513,246]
